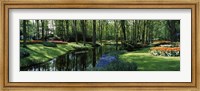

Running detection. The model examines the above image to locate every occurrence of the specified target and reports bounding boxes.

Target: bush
[20,48,30,58]
[150,47,180,57]
[43,42,57,47]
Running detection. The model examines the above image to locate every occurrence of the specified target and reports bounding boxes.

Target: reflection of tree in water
[55,54,68,71]
[66,54,70,71]
[20,45,117,71]
[79,53,87,71]
[92,48,96,67]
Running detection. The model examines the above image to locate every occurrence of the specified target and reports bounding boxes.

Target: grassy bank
[20,43,92,67]
[119,47,180,71]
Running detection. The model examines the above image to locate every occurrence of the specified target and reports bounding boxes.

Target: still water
[20,45,116,71]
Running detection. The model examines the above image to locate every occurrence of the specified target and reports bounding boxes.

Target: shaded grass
[119,47,180,71]
[20,43,92,67]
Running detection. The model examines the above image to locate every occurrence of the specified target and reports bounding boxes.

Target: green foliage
[20,19,180,71]
[43,42,57,47]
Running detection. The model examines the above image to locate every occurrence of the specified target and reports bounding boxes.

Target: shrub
[150,47,180,57]
[20,48,30,58]
[43,42,57,47]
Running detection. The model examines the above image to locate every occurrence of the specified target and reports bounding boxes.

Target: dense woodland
[20,20,180,71]
[20,20,180,47]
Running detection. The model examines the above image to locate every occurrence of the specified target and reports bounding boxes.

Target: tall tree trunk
[41,20,45,41]
[93,20,96,46]
[138,20,141,42]
[106,21,108,40]
[149,21,153,43]
[23,20,27,47]
[146,20,150,44]
[100,21,103,45]
[84,20,87,42]
[114,20,118,50]
[65,20,69,41]
[98,20,100,42]
[142,20,146,44]
[133,20,136,44]
[45,20,49,41]
[135,20,138,43]
[26,21,30,40]
[73,20,78,44]
[61,20,65,41]
[81,20,86,46]
[36,20,40,40]
[120,20,126,41]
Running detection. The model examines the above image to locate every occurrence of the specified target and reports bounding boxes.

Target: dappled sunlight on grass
[20,43,92,67]
[123,53,150,56]
[119,47,180,71]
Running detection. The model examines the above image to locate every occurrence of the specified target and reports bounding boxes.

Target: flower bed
[95,54,137,71]
[150,47,180,57]
[96,55,117,68]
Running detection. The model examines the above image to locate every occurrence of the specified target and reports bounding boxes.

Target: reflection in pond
[20,45,115,71]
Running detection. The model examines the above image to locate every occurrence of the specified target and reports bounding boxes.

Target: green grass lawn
[20,43,92,67]
[119,47,180,71]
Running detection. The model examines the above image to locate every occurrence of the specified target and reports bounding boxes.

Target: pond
[20,45,117,71]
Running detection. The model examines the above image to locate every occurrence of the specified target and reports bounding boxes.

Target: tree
[23,20,27,47]
[142,20,146,44]
[36,20,40,39]
[73,20,78,44]
[99,20,103,45]
[93,20,96,46]
[167,20,177,42]
[44,20,49,41]
[65,20,69,41]
[132,20,137,44]
[61,20,65,41]
[81,20,86,45]
[41,20,45,41]
[120,20,126,42]
[84,20,88,42]
[114,20,118,50]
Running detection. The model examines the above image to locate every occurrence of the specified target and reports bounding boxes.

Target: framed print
[0,0,199,91]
